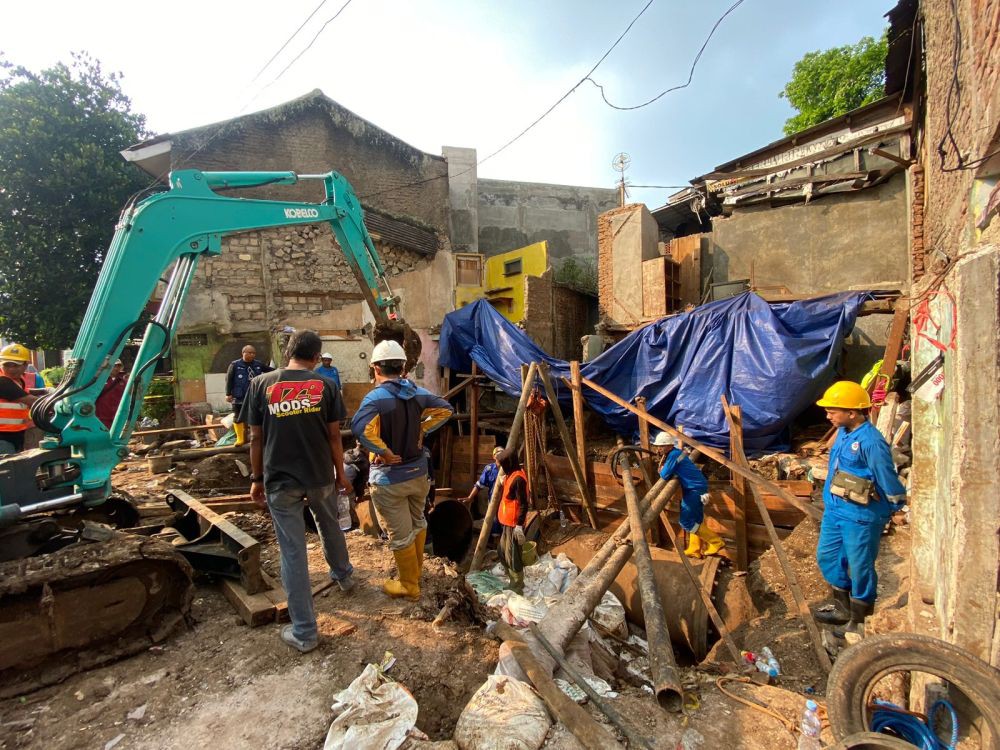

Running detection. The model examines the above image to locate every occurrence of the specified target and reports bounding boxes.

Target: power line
[250,0,331,84]
[265,0,357,90]
[584,0,747,111]
[360,0,659,200]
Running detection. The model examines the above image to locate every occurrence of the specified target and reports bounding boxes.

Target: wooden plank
[876,392,899,441]
[220,578,277,627]
[730,405,749,572]
[470,362,479,484]
[870,297,909,422]
[538,362,598,528]
[570,362,588,474]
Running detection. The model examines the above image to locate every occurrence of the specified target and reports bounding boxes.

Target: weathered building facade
[907,0,1000,666]
[124,92,612,411]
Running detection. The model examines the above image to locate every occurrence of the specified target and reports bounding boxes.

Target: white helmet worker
[371,339,407,364]
[321,352,333,360]
[652,431,675,447]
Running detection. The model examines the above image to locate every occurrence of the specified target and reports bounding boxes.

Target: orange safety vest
[0,374,31,433]
[497,469,527,527]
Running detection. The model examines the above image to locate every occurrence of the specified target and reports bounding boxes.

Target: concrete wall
[444,146,478,254]
[598,204,661,327]
[707,173,909,294]
[908,0,1000,665]
[477,178,618,262]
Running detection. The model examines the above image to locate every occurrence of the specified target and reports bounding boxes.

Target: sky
[0,0,890,207]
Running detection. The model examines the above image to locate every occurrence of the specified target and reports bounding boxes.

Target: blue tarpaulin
[438,292,868,453]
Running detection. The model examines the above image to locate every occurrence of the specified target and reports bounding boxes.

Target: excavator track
[0,532,193,698]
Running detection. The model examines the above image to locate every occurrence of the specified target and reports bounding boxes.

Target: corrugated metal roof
[364,211,440,257]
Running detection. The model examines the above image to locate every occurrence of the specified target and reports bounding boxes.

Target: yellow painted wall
[484,241,548,323]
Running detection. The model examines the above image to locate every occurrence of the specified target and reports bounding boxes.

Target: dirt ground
[0,453,913,750]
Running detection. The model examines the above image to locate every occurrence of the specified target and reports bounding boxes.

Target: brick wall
[523,271,595,360]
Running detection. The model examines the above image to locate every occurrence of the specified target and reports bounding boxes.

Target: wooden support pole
[537,362,598,529]
[570,361,588,474]
[521,364,537,502]
[729,405,749,572]
[657,509,743,663]
[469,362,538,572]
[492,622,625,750]
[442,374,476,401]
[578,375,822,521]
[721,395,832,673]
[470,362,480,484]
[634,396,660,545]
[870,296,909,422]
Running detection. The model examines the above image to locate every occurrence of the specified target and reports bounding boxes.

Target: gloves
[513,526,526,545]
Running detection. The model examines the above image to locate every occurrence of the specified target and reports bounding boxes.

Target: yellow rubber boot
[684,531,702,558]
[413,528,427,573]
[696,524,726,556]
[383,543,421,600]
[233,421,246,447]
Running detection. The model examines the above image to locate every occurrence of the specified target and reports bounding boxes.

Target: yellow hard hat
[0,343,30,364]
[816,381,872,410]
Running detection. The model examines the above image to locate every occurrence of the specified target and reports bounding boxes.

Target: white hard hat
[652,431,674,446]
[321,352,333,359]
[371,339,407,363]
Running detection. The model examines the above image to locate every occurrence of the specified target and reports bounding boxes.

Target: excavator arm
[0,169,418,525]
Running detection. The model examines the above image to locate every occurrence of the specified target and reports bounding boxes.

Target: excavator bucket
[374,319,422,372]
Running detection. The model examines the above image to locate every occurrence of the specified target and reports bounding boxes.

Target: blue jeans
[267,484,353,642]
[816,511,883,603]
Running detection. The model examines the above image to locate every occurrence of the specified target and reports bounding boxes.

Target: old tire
[830,732,922,749]
[827,633,1000,746]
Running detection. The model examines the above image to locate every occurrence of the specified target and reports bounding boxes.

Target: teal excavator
[0,170,421,693]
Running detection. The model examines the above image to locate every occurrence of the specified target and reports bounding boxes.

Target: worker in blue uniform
[813,381,907,633]
[652,432,725,558]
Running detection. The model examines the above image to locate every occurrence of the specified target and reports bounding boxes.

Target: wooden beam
[537,362,598,529]
[729,405,749,572]
[634,396,660,546]
[721,396,832,673]
[442,374,477,401]
[569,361,588,476]
[870,297,909,422]
[578,376,822,521]
[133,424,218,437]
[470,362,480,484]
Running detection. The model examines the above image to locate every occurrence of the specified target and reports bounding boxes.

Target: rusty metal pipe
[619,458,683,712]
[537,474,681,656]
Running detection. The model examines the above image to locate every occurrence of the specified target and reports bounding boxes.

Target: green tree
[0,53,149,349]
[553,256,598,295]
[780,32,888,136]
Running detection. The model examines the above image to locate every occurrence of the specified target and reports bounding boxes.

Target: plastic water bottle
[559,510,567,529]
[797,699,822,749]
[761,646,781,676]
[337,490,352,531]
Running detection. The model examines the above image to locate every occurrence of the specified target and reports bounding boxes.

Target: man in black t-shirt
[245,330,355,654]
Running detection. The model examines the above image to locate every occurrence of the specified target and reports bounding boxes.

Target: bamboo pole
[720,395,832,673]
[469,362,537,572]
[537,362,598,529]
[578,376,822,521]
[634,396,660,545]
